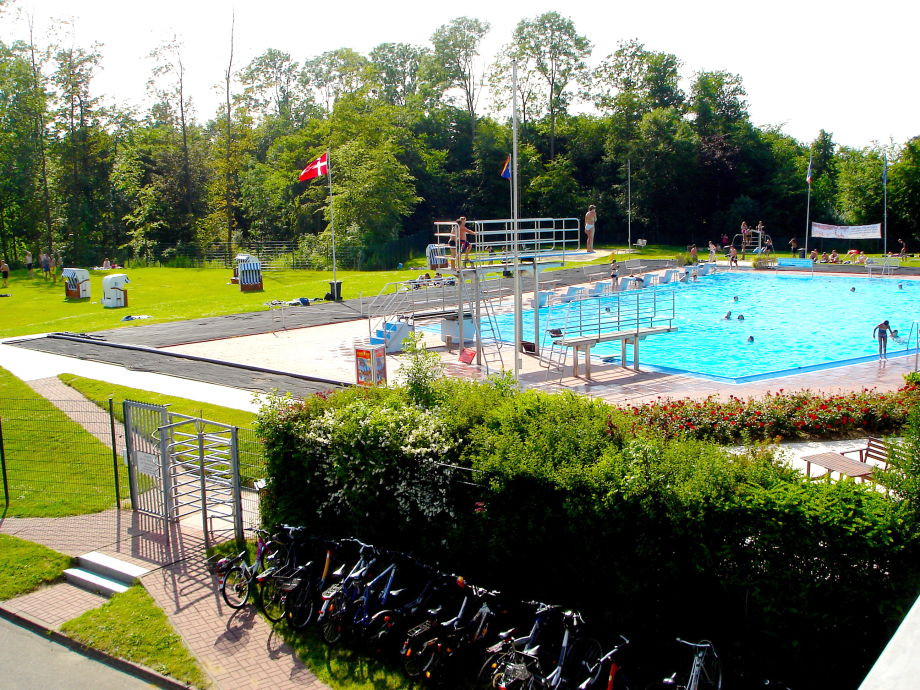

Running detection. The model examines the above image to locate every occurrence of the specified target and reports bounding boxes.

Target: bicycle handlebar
[676,638,715,649]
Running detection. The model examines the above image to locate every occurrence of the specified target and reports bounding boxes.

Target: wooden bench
[802,437,889,482]
[776,257,813,268]
[555,325,676,379]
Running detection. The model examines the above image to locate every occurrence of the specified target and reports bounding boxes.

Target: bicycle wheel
[220,566,250,609]
[259,576,286,623]
[321,593,348,645]
[285,580,317,631]
[568,637,604,686]
[699,648,722,690]
[477,651,510,686]
[402,638,435,679]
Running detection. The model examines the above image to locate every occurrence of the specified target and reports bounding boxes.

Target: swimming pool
[484,273,920,382]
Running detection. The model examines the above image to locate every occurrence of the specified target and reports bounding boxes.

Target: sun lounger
[587,281,612,296]
[558,286,587,303]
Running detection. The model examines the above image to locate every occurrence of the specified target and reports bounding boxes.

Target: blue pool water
[484,273,920,382]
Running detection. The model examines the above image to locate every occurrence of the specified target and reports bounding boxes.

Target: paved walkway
[0,509,326,689]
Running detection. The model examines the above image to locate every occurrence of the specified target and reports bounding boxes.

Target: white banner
[811,222,881,239]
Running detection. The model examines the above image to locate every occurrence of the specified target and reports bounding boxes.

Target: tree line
[1,9,918,268]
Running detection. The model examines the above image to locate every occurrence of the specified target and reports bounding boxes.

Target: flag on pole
[500,155,512,180]
[806,154,813,185]
[299,152,329,181]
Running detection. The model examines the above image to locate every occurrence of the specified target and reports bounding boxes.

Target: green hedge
[256,381,920,689]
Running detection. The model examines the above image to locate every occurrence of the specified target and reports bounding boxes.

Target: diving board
[555,325,677,379]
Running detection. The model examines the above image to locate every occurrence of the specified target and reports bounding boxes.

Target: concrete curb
[0,604,193,689]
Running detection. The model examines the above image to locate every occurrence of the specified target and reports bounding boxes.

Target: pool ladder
[907,321,920,371]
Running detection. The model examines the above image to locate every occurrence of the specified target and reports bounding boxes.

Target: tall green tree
[426,17,490,128]
[511,11,591,158]
[369,42,427,107]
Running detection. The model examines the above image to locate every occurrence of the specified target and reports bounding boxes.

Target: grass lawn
[60,585,207,688]
[0,366,127,518]
[0,534,72,600]
[58,374,257,428]
[0,265,418,339]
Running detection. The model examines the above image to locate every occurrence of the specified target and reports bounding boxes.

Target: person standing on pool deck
[873,320,893,359]
[788,237,798,256]
[707,241,717,262]
[729,245,738,268]
[584,205,597,252]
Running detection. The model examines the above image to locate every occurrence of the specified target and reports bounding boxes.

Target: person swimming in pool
[724,311,732,320]
[737,314,745,320]
[747,336,754,343]
[873,320,893,359]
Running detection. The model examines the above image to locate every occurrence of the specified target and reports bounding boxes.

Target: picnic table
[802,452,875,481]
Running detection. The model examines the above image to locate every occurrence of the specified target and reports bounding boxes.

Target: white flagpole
[627,159,632,249]
[804,152,813,257]
[512,60,521,382]
[883,153,888,256]
[326,148,337,295]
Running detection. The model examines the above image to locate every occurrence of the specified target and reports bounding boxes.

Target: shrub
[257,381,920,688]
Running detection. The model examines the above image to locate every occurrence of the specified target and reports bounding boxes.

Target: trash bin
[327,280,342,301]
[62,268,90,299]
[101,273,129,308]
[798,249,806,258]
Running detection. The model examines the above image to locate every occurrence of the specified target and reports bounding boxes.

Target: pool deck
[5,262,917,409]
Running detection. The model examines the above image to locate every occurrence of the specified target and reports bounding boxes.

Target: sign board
[134,451,160,477]
[355,345,387,387]
[811,222,881,239]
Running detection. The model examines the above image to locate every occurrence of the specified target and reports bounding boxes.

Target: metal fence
[0,398,123,517]
[0,397,269,537]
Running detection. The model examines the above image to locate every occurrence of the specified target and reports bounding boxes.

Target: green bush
[256,380,920,688]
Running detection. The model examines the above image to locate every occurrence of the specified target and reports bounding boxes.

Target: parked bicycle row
[210,525,724,689]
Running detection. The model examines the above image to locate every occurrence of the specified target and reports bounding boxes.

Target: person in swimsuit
[729,246,738,268]
[0,259,8,287]
[584,205,597,252]
[873,320,893,359]
[451,216,475,268]
[707,241,717,262]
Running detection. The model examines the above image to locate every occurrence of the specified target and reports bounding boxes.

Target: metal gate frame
[123,401,244,547]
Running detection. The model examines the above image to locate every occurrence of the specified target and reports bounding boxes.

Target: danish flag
[299,152,329,181]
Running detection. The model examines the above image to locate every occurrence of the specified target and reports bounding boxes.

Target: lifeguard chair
[62,268,90,299]
[101,274,129,308]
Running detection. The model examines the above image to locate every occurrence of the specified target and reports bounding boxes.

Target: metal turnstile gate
[123,401,244,547]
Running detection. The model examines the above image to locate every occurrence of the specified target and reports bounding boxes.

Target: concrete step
[63,568,131,597]
[77,551,149,584]
[63,551,150,598]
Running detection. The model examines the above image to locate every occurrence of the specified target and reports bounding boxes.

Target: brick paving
[0,509,328,689]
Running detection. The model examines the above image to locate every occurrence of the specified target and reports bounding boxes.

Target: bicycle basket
[504,662,532,681]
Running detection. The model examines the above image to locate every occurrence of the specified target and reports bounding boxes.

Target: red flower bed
[617,384,920,443]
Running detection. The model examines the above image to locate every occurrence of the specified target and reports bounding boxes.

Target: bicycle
[658,639,722,690]
[214,527,279,610]
[317,538,380,644]
[253,524,302,623]
[478,601,563,684]
[492,610,603,689]
[280,534,342,631]
[575,635,630,690]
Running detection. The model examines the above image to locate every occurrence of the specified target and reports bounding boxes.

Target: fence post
[0,418,8,511]
[108,398,121,507]
[229,427,244,544]
[198,431,210,552]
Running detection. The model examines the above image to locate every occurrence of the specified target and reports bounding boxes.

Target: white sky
[5,0,917,149]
